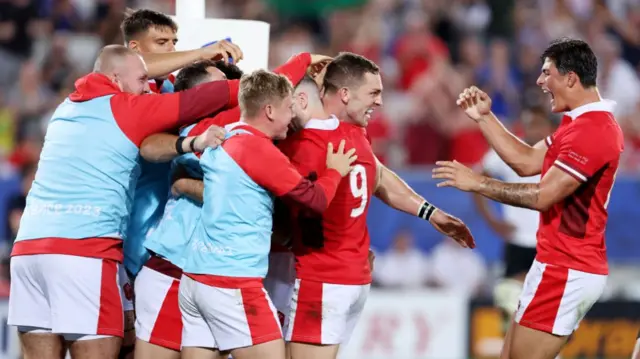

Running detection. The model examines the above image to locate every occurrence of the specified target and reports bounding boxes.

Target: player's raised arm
[272,53,332,87]
[433,119,621,211]
[457,86,547,176]
[373,157,475,248]
[142,39,243,79]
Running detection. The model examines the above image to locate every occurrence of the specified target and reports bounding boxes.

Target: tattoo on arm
[478,176,540,210]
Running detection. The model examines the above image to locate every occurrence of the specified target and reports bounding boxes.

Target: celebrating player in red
[279,52,475,359]
[432,38,624,359]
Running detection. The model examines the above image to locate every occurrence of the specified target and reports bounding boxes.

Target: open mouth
[542,89,555,104]
[365,108,374,119]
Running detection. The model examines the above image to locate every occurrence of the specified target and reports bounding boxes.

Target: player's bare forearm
[141,50,202,79]
[477,177,541,210]
[476,167,580,212]
[374,165,424,215]
[472,170,502,223]
[172,178,204,203]
[478,112,545,176]
[140,133,194,163]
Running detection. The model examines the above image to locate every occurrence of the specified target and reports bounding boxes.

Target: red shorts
[284,279,370,345]
[9,254,124,338]
[179,274,282,351]
[514,260,607,336]
[134,256,182,350]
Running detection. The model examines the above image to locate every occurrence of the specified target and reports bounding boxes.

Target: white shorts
[284,279,370,345]
[179,274,282,351]
[119,265,134,312]
[263,251,295,326]
[514,260,607,336]
[9,254,124,338]
[135,265,182,350]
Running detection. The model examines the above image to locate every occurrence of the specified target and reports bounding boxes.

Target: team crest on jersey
[123,282,134,301]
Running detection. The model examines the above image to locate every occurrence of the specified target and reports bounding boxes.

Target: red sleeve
[224,135,342,214]
[554,122,618,182]
[273,53,312,86]
[285,133,328,177]
[111,79,239,146]
[187,107,241,136]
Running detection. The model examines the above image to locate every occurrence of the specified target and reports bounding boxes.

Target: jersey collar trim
[304,115,339,130]
[224,121,269,139]
[565,99,616,120]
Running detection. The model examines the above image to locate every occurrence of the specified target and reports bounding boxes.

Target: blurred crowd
[1,0,640,296]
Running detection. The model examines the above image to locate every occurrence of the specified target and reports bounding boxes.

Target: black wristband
[189,137,198,153]
[175,136,187,155]
[418,200,437,221]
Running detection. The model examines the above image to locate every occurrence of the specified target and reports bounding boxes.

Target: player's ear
[264,104,274,122]
[299,92,309,110]
[127,40,140,52]
[566,71,577,88]
[338,87,349,104]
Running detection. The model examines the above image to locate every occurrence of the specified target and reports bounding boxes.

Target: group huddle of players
[4,7,629,359]
[5,8,475,359]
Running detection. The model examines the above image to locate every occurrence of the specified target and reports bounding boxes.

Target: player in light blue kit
[178,70,356,359]
[8,45,241,359]
[134,60,243,359]
[119,11,242,359]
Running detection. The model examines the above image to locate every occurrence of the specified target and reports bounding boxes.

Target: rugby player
[134,53,325,358]
[133,60,242,359]
[119,11,243,357]
[279,52,475,359]
[7,44,241,359]
[178,70,356,359]
[433,38,624,359]
[473,106,555,332]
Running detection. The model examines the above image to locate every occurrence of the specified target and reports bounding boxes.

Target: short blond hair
[239,69,293,118]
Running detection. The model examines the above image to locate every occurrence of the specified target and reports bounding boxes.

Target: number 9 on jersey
[350,164,368,218]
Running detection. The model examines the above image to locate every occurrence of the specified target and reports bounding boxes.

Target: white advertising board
[340,290,468,359]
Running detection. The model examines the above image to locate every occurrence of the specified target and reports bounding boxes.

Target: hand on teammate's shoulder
[326,140,357,177]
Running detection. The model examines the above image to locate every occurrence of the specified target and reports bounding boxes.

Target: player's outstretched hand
[429,210,476,248]
[326,140,357,177]
[432,160,484,192]
[193,125,226,152]
[457,86,492,122]
[199,39,244,63]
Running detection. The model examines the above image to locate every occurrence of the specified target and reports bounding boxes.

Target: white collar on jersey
[304,115,339,130]
[565,99,616,120]
[225,121,245,132]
